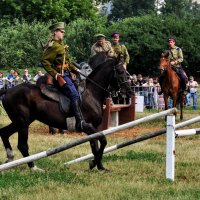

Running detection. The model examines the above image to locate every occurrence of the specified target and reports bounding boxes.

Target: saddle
[40,85,71,116]
[38,75,87,116]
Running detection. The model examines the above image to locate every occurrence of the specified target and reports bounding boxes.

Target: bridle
[160,57,171,71]
[82,58,128,97]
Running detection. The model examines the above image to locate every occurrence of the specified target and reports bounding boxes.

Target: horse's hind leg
[0,123,18,163]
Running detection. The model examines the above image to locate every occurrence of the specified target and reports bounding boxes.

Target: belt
[56,64,69,69]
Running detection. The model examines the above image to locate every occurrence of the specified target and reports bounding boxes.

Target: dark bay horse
[0,54,132,171]
[159,52,184,120]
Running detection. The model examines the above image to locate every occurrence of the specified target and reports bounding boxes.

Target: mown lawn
[0,105,199,200]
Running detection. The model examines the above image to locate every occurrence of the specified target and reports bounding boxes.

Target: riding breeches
[176,67,188,90]
[62,71,79,101]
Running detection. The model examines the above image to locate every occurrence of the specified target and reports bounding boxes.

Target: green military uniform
[91,41,113,57]
[41,22,94,133]
[91,34,114,57]
[112,43,130,65]
[42,40,75,78]
[168,46,183,67]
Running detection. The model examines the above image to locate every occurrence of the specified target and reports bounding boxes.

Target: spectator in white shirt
[0,72,6,90]
[186,76,198,110]
[22,69,31,83]
[33,69,44,82]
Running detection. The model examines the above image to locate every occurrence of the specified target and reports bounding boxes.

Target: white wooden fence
[166,115,200,181]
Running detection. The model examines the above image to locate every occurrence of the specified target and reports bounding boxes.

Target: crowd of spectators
[0,69,199,110]
[0,68,44,90]
[129,73,199,110]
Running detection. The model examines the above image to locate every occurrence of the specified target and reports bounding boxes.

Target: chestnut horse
[159,52,184,120]
[0,54,132,171]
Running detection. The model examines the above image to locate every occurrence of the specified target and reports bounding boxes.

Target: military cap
[95,34,106,39]
[49,22,65,32]
[111,32,120,38]
[168,36,176,42]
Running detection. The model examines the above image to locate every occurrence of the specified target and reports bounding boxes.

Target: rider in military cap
[111,32,130,70]
[90,33,114,57]
[158,36,188,94]
[41,22,93,133]
[49,22,65,32]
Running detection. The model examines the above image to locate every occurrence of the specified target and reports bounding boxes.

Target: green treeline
[1,15,200,76]
[0,0,200,76]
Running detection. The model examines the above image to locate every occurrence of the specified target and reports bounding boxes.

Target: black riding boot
[72,101,94,133]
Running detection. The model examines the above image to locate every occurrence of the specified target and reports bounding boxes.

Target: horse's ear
[162,50,169,58]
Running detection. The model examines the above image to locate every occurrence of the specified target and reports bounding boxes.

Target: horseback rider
[111,32,130,70]
[159,36,188,95]
[41,22,93,133]
[90,34,114,57]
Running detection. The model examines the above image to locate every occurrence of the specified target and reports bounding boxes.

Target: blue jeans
[63,71,79,101]
[186,92,197,110]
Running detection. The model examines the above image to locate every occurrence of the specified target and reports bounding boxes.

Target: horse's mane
[88,52,109,70]
[87,55,117,81]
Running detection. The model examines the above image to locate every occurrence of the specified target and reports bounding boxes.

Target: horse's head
[160,52,170,71]
[87,54,133,98]
[109,58,133,98]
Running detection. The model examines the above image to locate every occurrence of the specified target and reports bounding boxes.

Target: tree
[0,0,98,23]
[108,0,156,21]
[160,0,200,18]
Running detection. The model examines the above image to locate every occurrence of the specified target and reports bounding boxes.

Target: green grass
[0,105,200,200]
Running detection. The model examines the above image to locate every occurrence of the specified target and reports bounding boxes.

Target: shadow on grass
[103,150,164,163]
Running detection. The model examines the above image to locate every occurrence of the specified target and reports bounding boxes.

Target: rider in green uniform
[111,32,130,70]
[41,22,93,133]
[159,36,188,95]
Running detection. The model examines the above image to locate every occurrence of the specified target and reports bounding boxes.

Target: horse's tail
[0,89,7,97]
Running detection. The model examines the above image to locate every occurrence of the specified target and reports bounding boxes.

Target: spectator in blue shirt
[6,69,15,88]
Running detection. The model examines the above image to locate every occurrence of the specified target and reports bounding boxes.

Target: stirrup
[76,120,94,133]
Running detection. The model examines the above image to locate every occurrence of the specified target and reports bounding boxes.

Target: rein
[83,58,126,97]
[79,70,110,95]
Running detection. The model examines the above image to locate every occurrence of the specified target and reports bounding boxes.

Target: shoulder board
[48,41,54,47]
[176,47,181,51]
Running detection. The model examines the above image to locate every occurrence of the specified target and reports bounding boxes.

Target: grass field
[0,105,200,200]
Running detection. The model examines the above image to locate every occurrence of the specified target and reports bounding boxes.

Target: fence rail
[131,86,199,110]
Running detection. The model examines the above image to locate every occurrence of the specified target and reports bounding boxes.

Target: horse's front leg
[89,139,99,170]
[89,135,107,171]
[96,135,107,171]
[163,94,169,120]
[179,93,184,120]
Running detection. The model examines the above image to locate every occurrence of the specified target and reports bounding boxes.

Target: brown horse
[159,52,184,120]
[0,53,133,171]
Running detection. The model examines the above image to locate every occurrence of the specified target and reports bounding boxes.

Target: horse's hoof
[98,168,110,173]
[97,162,107,171]
[89,160,96,170]
[4,158,14,163]
[31,166,45,173]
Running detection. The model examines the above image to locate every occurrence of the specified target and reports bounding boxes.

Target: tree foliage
[160,0,200,18]
[0,0,98,23]
[108,0,156,21]
[0,14,200,77]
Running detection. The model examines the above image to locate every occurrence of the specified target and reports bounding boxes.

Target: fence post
[166,114,175,181]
